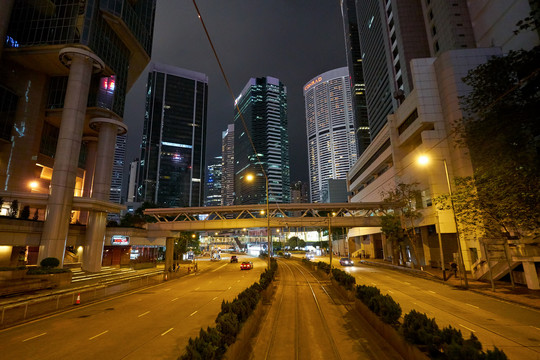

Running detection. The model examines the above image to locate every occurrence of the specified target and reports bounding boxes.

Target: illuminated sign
[111,235,130,246]
[304,76,323,91]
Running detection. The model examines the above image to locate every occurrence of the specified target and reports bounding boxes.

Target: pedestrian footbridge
[144,202,395,236]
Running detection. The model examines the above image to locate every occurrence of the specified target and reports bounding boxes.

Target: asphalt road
[323,256,540,360]
[0,255,265,360]
[249,259,403,360]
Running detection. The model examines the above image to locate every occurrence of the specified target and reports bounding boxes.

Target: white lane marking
[404,282,411,285]
[371,282,377,286]
[171,297,179,302]
[195,287,200,291]
[228,286,231,290]
[138,311,150,317]
[164,288,171,292]
[237,280,241,282]
[388,290,394,294]
[23,332,46,342]
[530,326,540,331]
[428,290,436,294]
[161,328,174,336]
[89,330,109,340]
[466,303,479,309]
[459,324,475,333]
[212,297,218,301]
[189,311,198,317]
[211,264,228,272]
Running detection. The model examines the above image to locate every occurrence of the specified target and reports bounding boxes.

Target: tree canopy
[454,45,540,241]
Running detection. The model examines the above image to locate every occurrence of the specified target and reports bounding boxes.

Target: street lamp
[418,155,468,289]
[246,173,271,269]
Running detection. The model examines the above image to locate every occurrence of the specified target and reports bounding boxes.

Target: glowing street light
[418,155,468,289]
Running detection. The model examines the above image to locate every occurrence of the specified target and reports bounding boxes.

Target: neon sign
[111,235,130,246]
[304,76,323,91]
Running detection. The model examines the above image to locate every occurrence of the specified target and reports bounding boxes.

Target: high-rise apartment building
[0,0,155,271]
[221,124,235,206]
[341,0,370,155]
[304,67,357,203]
[205,156,222,207]
[234,77,290,205]
[137,63,208,207]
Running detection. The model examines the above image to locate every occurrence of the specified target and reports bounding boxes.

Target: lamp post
[418,155,468,289]
[246,173,271,269]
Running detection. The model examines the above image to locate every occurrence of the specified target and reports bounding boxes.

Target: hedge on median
[314,262,507,359]
[179,258,278,360]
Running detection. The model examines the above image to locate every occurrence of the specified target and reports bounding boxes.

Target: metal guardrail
[0,271,165,329]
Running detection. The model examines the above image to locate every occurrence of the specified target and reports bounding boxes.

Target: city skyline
[123,1,346,184]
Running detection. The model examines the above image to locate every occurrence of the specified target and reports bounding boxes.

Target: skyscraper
[137,63,208,207]
[0,0,155,271]
[221,124,235,206]
[234,77,290,205]
[205,156,222,207]
[108,134,127,223]
[304,67,357,203]
[354,0,430,140]
[341,0,370,155]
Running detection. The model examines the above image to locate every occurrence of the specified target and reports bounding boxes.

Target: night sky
[124,1,347,184]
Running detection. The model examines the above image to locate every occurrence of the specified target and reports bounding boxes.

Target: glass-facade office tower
[205,156,222,207]
[234,77,290,205]
[137,63,208,208]
[221,124,235,206]
[341,0,370,155]
[0,0,155,270]
[108,134,127,223]
[304,67,357,203]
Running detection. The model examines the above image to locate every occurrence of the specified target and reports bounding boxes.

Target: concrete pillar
[82,118,126,272]
[0,0,14,60]
[79,136,98,225]
[39,47,104,266]
[421,226,431,267]
[165,237,175,272]
[523,261,540,290]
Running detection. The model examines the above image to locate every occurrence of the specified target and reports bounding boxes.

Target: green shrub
[331,268,356,290]
[316,261,331,274]
[367,294,401,325]
[215,312,239,346]
[40,257,60,268]
[26,267,70,274]
[485,347,508,360]
[20,205,30,220]
[356,284,381,305]
[400,310,442,356]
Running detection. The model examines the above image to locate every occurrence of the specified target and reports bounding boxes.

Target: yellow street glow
[245,174,254,182]
[418,155,430,165]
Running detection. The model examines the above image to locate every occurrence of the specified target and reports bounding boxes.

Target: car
[283,252,291,259]
[240,261,253,270]
[305,253,314,261]
[339,257,354,266]
[230,255,238,263]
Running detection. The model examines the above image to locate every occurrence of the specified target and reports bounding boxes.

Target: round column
[79,136,98,225]
[39,47,104,266]
[82,118,127,272]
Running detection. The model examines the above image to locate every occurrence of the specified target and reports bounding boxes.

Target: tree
[32,208,39,221]
[380,213,406,266]
[381,183,423,267]
[287,236,300,249]
[9,200,19,218]
[20,205,30,220]
[454,44,540,242]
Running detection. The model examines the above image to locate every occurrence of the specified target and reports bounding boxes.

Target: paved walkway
[359,258,540,310]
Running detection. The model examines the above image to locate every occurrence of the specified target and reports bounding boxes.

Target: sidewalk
[359,258,540,310]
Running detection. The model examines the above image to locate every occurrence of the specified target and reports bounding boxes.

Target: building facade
[290,180,309,203]
[221,124,235,206]
[0,0,156,271]
[346,0,539,289]
[234,77,290,205]
[205,156,222,207]
[108,134,126,223]
[137,63,208,208]
[304,67,357,203]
